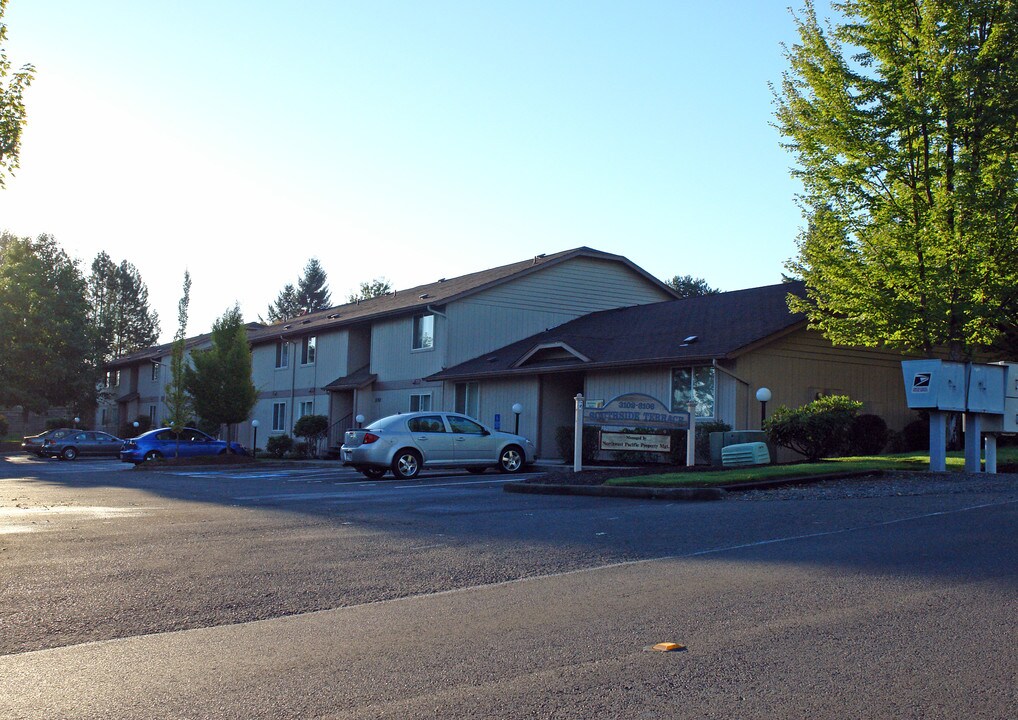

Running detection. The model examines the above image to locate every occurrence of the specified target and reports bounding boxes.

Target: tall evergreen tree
[264,283,300,323]
[87,252,160,365]
[774,0,1018,359]
[296,257,331,314]
[0,232,92,413]
[185,304,257,440]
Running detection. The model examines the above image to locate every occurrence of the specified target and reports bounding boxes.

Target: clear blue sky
[0,1,832,342]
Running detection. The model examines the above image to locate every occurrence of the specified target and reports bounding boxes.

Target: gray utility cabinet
[901,360,967,412]
[984,363,1018,433]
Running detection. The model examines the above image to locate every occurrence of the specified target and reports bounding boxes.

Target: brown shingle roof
[427,281,807,381]
[246,247,674,345]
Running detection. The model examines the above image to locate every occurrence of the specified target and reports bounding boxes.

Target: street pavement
[1,454,1016,718]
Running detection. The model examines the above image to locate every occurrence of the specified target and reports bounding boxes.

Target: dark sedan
[120,427,247,464]
[22,428,77,457]
[41,430,125,460]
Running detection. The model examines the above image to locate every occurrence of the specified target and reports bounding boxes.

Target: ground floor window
[298,400,314,419]
[671,365,716,418]
[148,405,158,426]
[454,382,479,419]
[409,393,432,412]
[272,402,287,432]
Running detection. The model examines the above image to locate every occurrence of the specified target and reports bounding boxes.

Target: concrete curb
[504,482,725,501]
[504,469,887,502]
[718,469,886,491]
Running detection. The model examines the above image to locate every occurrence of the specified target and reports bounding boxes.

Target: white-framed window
[298,400,314,419]
[409,393,432,412]
[301,336,316,365]
[412,314,434,351]
[275,341,289,369]
[454,382,479,419]
[671,365,716,419]
[272,402,287,432]
[151,363,160,382]
[105,370,120,387]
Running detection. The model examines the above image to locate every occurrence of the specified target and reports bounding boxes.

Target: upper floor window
[671,365,716,419]
[412,314,434,351]
[105,370,120,387]
[275,341,289,369]
[301,336,316,365]
[151,362,160,382]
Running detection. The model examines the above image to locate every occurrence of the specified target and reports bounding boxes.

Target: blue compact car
[120,427,247,464]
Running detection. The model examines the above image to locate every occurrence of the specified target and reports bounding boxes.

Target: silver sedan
[341,412,536,479]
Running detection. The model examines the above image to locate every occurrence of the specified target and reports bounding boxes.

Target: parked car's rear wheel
[61,446,78,461]
[361,468,387,479]
[498,445,525,474]
[391,449,422,479]
[143,450,162,462]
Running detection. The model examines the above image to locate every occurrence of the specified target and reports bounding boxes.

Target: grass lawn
[604,446,1018,488]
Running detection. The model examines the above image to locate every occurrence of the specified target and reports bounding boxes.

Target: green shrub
[293,414,329,457]
[847,414,889,455]
[555,425,600,462]
[265,434,294,458]
[0,415,8,438]
[287,441,312,459]
[763,395,862,461]
[900,418,929,451]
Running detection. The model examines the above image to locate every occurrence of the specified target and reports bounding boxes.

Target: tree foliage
[185,304,257,432]
[0,232,92,413]
[0,0,34,189]
[348,277,392,302]
[774,0,1018,359]
[264,283,300,323]
[292,413,328,457]
[87,252,160,365]
[665,275,720,298]
[265,258,333,322]
[296,258,331,312]
[164,271,193,433]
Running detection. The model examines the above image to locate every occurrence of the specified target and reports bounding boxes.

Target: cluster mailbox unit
[901,360,1018,473]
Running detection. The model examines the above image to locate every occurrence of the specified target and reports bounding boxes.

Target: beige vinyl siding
[732,329,915,431]
[585,368,671,407]
[370,314,447,382]
[447,257,673,366]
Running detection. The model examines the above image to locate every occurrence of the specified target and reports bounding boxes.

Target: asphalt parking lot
[2,454,1016,719]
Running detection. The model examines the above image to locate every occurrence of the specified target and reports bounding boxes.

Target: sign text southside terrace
[584,393,689,430]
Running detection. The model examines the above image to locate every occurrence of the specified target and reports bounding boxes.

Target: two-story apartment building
[98,247,679,453]
[243,247,678,450]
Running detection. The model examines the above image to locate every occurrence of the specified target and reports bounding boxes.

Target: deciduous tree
[348,277,392,302]
[164,271,193,438]
[185,304,256,440]
[665,275,719,298]
[0,232,92,414]
[774,0,1018,359]
[0,0,34,189]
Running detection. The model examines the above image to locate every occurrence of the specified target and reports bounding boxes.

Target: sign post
[573,393,584,473]
[686,401,696,466]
